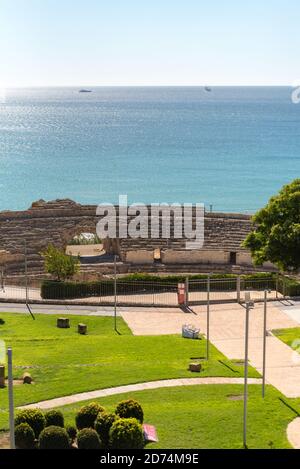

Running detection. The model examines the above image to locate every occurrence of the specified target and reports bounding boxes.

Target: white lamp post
[262,289,271,398]
[206,274,211,360]
[7,348,15,449]
[114,255,117,332]
[243,291,254,449]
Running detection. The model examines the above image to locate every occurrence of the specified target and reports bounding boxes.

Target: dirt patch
[0,432,10,449]
[1,379,33,388]
[232,360,246,366]
[227,394,243,401]
[5,379,27,386]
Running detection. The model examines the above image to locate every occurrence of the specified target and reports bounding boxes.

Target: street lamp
[114,255,117,332]
[262,289,271,398]
[24,239,28,307]
[7,348,15,449]
[206,273,212,361]
[243,291,254,449]
[24,240,35,320]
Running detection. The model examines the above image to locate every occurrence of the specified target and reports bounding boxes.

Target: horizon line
[1,84,295,89]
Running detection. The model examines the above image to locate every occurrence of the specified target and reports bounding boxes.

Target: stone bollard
[23,372,32,384]
[0,365,5,388]
[57,317,70,329]
[78,323,87,335]
[189,363,202,373]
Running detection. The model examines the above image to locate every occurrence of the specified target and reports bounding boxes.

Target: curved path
[19,377,262,411]
[287,417,300,449]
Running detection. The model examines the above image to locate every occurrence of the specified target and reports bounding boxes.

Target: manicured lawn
[59,384,295,449]
[0,313,132,337]
[263,327,300,422]
[273,327,300,349]
[0,312,259,431]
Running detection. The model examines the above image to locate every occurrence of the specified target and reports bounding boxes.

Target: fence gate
[98,281,179,307]
[239,277,278,303]
[188,277,239,305]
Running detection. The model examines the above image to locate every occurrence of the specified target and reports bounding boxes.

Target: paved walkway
[287,418,300,449]
[0,302,180,316]
[0,303,120,316]
[274,300,300,324]
[121,302,300,398]
[19,377,262,410]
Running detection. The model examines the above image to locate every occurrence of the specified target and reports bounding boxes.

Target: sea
[0,86,299,213]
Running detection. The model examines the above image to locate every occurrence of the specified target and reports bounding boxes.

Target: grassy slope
[0,312,259,431]
[266,327,300,418]
[273,327,300,348]
[59,384,294,449]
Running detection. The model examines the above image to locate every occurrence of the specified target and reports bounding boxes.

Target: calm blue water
[0,86,299,212]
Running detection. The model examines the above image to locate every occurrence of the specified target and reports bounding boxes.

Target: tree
[41,244,80,281]
[243,179,300,272]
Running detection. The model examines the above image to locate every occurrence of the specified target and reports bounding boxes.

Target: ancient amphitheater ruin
[0,199,276,282]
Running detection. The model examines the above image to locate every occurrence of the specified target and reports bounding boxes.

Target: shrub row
[75,402,105,430]
[14,399,145,450]
[278,276,300,297]
[41,272,277,299]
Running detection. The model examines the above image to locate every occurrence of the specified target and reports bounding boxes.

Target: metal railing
[240,277,279,302]
[0,275,284,307]
[188,277,238,304]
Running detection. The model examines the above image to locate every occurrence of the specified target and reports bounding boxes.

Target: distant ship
[79,89,92,93]
[204,86,212,92]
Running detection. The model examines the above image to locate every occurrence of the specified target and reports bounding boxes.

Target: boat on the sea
[204,86,212,92]
[79,89,92,93]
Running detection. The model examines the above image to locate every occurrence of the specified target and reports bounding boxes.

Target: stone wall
[0,199,98,275]
[0,199,275,276]
[161,249,230,265]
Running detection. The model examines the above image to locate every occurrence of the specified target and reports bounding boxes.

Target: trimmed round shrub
[0,318,5,325]
[115,399,144,423]
[38,426,70,449]
[44,409,64,428]
[75,402,105,430]
[15,409,46,438]
[15,423,35,449]
[94,412,117,447]
[109,418,144,449]
[77,428,102,449]
[66,425,77,443]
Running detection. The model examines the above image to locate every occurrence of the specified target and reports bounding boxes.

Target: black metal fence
[241,277,278,302]
[0,275,284,307]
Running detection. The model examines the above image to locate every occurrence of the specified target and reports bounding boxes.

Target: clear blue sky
[0,0,299,87]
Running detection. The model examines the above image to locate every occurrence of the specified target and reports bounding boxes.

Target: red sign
[177,282,185,305]
[143,424,158,443]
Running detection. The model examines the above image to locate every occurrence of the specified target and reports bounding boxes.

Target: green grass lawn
[58,384,295,449]
[0,312,259,431]
[273,327,300,349]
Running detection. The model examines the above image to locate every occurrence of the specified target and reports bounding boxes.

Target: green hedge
[15,409,46,438]
[75,402,105,430]
[109,418,144,449]
[77,428,102,449]
[278,277,300,297]
[41,272,279,300]
[287,282,300,297]
[44,410,64,428]
[15,423,35,449]
[38,426,70,449]
[115,399,144,423]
